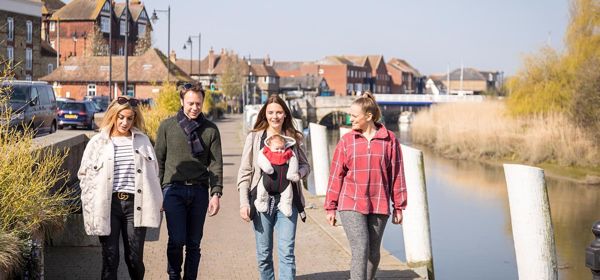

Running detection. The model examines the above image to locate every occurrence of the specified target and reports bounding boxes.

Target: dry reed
[411,101,600,167]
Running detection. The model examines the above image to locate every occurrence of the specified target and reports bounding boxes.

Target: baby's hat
[264,134,296,149]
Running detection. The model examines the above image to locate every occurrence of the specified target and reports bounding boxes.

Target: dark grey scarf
[177,108,205,158]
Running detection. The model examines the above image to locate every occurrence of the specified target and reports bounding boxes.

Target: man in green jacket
[155,82,223,280]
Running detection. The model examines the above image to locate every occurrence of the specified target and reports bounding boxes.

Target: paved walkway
[44,114,423,280]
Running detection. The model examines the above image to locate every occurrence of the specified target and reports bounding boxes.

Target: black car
[57,101,97,130]
[1,81,59,135]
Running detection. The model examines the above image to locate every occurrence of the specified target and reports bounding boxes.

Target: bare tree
[90,26,108,56]
[134,28,153,56]
[220,55,243,98]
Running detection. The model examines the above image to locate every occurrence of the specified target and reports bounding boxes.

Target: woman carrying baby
[237,94,310,280]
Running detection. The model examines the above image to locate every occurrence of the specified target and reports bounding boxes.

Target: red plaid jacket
[325,124,407,215]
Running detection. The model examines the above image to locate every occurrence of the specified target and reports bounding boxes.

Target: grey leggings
[339,211,389,280]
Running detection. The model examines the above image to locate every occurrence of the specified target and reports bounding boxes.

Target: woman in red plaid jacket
[325,92,407,280]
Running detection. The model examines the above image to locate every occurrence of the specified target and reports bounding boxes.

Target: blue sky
[67,0,570,75]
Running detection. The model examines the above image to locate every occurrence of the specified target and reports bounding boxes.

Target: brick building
[174,48,280,97]
[0,0,43,80]
[45,0,150,63]
[387,58,422,94]
[274,55,392,96]
[40,48,191,100]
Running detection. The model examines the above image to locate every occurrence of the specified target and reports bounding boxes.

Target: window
[7,18,14,41]
[7,47,14,64]
[37,86,51,105]
[30,87,39,105]
[25,75,32,81]
[48,64,54,74]
[126,84,134,97]
[118,47,124,56]
[120,20,126,36]
[26,48,32,70]
[26,21,32,43]
[87,84,97,96]
[101,16,110,33]
[138,24,146,37]
[49,21,55,32]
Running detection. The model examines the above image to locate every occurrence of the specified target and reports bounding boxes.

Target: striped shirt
[112,136,135,194]
[325,124,407,215]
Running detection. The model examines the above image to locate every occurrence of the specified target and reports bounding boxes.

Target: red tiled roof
[51,0,106,21]
[40,48,192,83]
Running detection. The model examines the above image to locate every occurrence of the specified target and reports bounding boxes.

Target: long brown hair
[353,91,381,123]
[252,94,302,142]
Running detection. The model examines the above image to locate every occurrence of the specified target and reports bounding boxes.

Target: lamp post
[109,1,113,100]
[71,31,78,57]
[124,0,130,97]
[82,32,87,56]
[151,6,171,83]
[187,33,201,78]
[183,38,193,76]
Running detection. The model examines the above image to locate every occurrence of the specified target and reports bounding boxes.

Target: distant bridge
[294,94,485,125]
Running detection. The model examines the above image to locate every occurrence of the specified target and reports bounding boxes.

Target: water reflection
[305,125,600,280]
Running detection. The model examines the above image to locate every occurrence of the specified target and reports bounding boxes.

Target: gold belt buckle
[117,192,129,200]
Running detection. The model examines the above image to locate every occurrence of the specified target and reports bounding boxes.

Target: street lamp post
[151,6,171,83]
[71,32,78,57]
[109,1,113,100]
[183,38,193,76]
[188,33,201,79]
[124,0,130,97]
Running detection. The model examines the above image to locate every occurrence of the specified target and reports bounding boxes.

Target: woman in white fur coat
[77,96,162,280]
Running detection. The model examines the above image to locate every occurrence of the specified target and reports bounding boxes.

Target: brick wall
[54,82,163,101]
[0,10,42,80]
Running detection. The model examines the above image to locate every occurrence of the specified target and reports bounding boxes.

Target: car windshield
[1,85,28,102]
[60,102,85,111]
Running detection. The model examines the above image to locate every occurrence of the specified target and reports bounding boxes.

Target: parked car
[1,80,58,135]
[83,95,110,112]
[57,101,97,130]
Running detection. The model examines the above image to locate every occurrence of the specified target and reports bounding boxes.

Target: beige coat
[78,127,163,236]
[237,130,310,209]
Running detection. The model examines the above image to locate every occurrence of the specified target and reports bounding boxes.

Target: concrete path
[44,114,423,280]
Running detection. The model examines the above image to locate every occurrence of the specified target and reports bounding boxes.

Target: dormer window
[101,16,110,33]
[120,19,126,36]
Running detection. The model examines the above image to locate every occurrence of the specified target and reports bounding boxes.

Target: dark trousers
[99,197,147,280]
[163,183,210,280]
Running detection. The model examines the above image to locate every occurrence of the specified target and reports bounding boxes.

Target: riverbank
[410,101,600,185]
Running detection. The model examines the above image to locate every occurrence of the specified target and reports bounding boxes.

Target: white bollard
[400,145,434,279]
[309,123,329,196]
[339,126,352,138]
[293,118,303,132]
[503,164,558,280]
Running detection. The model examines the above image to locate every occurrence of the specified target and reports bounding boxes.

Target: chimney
[169,50,177,62]
[208,47,215,73]
[265,54,270,66]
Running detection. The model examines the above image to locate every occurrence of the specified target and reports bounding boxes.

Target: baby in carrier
[255,134,300,217]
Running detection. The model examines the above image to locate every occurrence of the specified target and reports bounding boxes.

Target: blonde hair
[100,97,145,133]
[353,91,381,123]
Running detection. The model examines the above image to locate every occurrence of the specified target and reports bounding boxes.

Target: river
[305,124,600,280]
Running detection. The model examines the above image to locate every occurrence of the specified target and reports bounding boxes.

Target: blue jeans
[163,183,209,280]
[252,202,298,280]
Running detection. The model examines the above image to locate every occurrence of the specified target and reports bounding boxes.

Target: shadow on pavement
[297,269,423,280]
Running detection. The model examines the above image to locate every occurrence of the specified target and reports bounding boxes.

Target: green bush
[0,75,76,275]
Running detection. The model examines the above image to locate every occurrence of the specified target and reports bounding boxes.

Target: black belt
[172,180,205,186]
[113,192,134,201]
